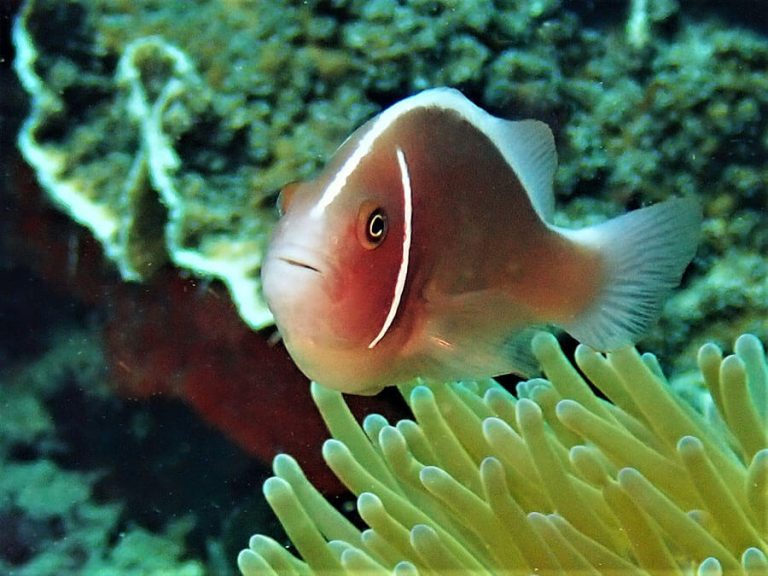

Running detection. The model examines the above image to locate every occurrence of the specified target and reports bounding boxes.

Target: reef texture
[4,159,403,495]
[0,330,206,576]
[239,333,768,575]
[14,0,768,360]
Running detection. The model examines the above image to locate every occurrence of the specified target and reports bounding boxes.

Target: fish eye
[357,203,388,249]
[367,210,387,242]
[277,182,300,216]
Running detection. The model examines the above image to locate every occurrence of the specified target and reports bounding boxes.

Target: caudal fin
[559,197,702,350]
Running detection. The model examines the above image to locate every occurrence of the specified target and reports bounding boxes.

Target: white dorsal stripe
[368,147,413,349]
[312,93,435,217]
[310,87,555,223]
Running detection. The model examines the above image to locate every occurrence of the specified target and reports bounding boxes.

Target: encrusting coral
[0,329,206,576]
[238,334,768,575]
[13,0,768,355]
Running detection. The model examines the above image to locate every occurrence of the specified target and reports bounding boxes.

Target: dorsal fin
[485,118,557,222]
[402,88,557,222]
[314,87,558,222]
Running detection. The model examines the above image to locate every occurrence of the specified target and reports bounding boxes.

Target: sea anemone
[238,333,768,575]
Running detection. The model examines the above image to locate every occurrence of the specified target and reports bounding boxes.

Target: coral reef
[0,330,206,576]
[3,115,328,571]
[12,0,378,328]
[6,155,410,493]
[7,0,768,572]
[554,21,768,372]
[13,0,767,365]
[238,333,768,574]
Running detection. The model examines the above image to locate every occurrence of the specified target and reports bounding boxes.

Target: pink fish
[261,88,701,395]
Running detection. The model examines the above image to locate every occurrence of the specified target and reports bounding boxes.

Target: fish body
[261,88,701,394]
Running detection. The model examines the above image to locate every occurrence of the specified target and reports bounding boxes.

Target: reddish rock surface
[6,159,405,493]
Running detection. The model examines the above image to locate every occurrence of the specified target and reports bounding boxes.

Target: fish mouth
[278,256,321,274]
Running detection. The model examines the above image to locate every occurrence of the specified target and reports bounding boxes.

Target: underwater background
[1,0,766,574]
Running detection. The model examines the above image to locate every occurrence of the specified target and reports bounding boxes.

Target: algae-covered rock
[13,0,377,328]
[551,18,768,370]
[0,329,206,576]
[12,0,573,329]
[13,0,768,362]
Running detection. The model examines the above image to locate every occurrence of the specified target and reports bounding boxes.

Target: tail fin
[558,197,702,350]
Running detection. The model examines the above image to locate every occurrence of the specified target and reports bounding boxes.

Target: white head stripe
[312,90,455,217]
[368,147,413,349]
[312,114,390,217]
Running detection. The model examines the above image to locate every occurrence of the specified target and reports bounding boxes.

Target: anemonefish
[261,87,701,395]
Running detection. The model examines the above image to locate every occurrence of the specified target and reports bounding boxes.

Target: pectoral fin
[419,290,542,381]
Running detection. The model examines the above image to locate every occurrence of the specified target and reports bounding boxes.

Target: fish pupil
[367,209,387,244]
